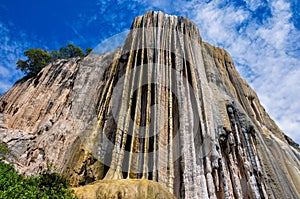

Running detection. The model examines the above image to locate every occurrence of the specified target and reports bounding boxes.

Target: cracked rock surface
[0,11,299,199]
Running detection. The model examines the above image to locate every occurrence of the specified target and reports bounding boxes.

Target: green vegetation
[16,43,92,77]
[85,48,93,55]
[50,43,85,59]
[0,142,10,156]
[16,48,53,77]
[0,160,77,199]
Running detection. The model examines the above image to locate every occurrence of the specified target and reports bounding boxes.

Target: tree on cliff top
[16,48,53,77]
[16,43,90,77]
[50,43,85,59]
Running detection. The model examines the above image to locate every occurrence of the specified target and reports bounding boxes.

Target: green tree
[49,49,61,60]
[85,48,93,55]
[58,43,85,58]
[16,48,53,77]
[16,44,89,77]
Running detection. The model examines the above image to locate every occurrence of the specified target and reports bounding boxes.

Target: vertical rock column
[96,11,215,198]
[96,11,271,199]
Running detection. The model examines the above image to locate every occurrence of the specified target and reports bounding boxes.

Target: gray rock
[0,11,299,199]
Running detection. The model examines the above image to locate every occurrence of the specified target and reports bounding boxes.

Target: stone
[72,179,175,199]
[0,11,300,199]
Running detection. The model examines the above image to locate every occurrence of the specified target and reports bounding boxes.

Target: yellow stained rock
[72,179,176,199]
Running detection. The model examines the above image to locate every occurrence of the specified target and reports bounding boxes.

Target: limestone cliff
[1,11,300,199]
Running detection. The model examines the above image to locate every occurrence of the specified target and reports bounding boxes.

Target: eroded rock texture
[0,11,300,199]
[73,179,176,199]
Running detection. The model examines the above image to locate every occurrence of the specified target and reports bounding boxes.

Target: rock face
[72,179,176,199]
[1,11,300,199]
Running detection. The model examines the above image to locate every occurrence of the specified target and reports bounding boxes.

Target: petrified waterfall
[1,11,300,199]
[96,12,220,198]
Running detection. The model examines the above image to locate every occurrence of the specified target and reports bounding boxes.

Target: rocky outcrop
[0,11,300,199]
[72,179,176,199]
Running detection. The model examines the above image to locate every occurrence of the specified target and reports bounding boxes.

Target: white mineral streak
[1,10,300,199]
[127,28,144,179]
[174,20,195,198]
[97,51,121,126]
[104,18,141,180]
[142,27,152,179]
[102,11,276,198]
[188,27,218,199]
[152,18,158,182]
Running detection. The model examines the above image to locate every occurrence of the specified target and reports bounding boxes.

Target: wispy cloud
[1,0,299,144]
[0,22,23,93]
[175,0,300,143]
[134,0,300,143]
[0,20,44,94]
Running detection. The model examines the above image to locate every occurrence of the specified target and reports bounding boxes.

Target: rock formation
[1,11,300,199]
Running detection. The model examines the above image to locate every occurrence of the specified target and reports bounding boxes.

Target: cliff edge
[0,11,299,199]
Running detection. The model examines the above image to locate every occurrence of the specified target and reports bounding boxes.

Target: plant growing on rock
[16,48,53,77]
[0,160,77,199]
[16,43,90,77]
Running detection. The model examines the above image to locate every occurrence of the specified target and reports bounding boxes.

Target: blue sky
[0,0,299,144]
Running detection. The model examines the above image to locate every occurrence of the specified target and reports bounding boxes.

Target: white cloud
[178,0,300,143]
[0,21,43,94]
[243,0,264,11]
[1,0,299,145]
[136,0,300,143]
[0,23,22,92]
[0,66,10,77]
[80,0,300,144]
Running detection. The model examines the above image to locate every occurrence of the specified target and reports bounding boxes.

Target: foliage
[85,48,93,55]
[0,142,10,156]
[16,43,91,77]
[0,160,77,199]
[16,48,53,77]
[49,50,61,60]
[57,43,85,58]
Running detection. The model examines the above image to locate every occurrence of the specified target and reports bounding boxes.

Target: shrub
[0,160,77,199]
[0,142,10,156]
